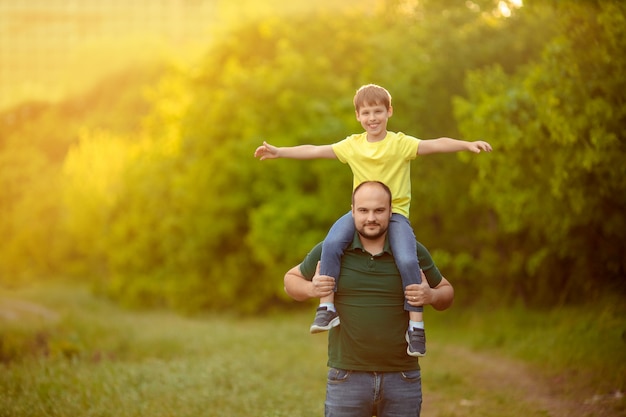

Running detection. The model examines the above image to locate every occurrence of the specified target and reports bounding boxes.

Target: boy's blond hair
[353,84,392,112]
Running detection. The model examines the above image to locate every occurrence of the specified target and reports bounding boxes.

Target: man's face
[352,184,392,240]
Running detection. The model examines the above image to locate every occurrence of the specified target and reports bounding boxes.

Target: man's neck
[359,234,386,255]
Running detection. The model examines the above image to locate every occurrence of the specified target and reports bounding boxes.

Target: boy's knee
[323,240,346,253]
[395,256,420,270]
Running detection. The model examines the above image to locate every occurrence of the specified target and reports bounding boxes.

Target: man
[284,181,454,417]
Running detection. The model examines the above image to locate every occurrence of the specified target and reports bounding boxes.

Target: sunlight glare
[497,0,523,18]
[498,1,512,17]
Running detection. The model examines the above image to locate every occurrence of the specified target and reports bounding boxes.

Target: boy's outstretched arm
[254,141,337,160]
[417,137,492,156]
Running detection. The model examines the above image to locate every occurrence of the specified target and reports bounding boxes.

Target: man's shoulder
[415,240,429,254]
[299,241,323,278]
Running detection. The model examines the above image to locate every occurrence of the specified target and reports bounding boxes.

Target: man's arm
[284,262,335,302]
[405,273,454,311]
[417,137,492,156]
[254,141,337,160]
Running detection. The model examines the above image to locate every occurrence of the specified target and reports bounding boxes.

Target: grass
[1,284,625,417]
[0,285,328,417]
[428,300,626,393]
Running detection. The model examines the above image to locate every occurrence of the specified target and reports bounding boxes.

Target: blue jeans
[325,368,422,417]
[320,212,422,312]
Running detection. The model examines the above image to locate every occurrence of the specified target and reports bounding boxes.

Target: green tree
[95,4,564,312]
[0,66,162,284]
[0,145,63,283]
[455,0,626,304]
[8,1,616,313]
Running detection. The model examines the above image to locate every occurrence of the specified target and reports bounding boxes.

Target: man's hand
[468,140,492,153]
[310,261,335,298]
[405,272,454,311]
[404,270,431,306]
[254,141,279,160]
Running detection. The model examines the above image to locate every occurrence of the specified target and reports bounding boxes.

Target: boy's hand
[468,140,492,153]
[254,141,280,160]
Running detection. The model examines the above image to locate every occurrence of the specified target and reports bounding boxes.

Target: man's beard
[357,222,388,240]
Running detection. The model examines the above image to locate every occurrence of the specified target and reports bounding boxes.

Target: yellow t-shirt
[332,131,420,218]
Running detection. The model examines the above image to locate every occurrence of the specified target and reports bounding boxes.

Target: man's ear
[387,105,393,117]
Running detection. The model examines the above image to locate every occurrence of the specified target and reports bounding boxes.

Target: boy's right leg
[310,212,354,334]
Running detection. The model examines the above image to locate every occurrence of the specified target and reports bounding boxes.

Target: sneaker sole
[405,331,426,357]
[309,317,340,334]
[406,347,426,357]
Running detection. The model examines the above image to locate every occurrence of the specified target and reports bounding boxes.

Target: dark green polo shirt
[300,233,443,371]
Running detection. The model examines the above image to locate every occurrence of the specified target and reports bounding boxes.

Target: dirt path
[422,343,624,417]
[0,298,60,322]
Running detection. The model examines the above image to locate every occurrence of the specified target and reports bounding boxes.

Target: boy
[254,84,491,356]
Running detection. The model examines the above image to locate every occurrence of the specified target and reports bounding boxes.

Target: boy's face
[355,102,393,141]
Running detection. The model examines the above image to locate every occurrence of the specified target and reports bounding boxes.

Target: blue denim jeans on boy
[320,211,422,313]
[325,368,422,416]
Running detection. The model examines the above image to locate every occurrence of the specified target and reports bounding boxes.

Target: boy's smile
[356,102,393,142]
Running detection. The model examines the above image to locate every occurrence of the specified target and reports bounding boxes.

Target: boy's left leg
[405,311,426,357]
[389,214,426,357]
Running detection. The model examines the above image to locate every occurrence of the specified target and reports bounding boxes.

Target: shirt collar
[348,232,393,256]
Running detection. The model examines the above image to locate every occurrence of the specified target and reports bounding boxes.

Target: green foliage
[455,0,626,305]
[0,145,64,283]
[0,1,624,312]
[125,5,549,312]
[0,66,163,285]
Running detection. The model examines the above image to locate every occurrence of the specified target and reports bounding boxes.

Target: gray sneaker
[309,307,340,334]
[406,328,426,357]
